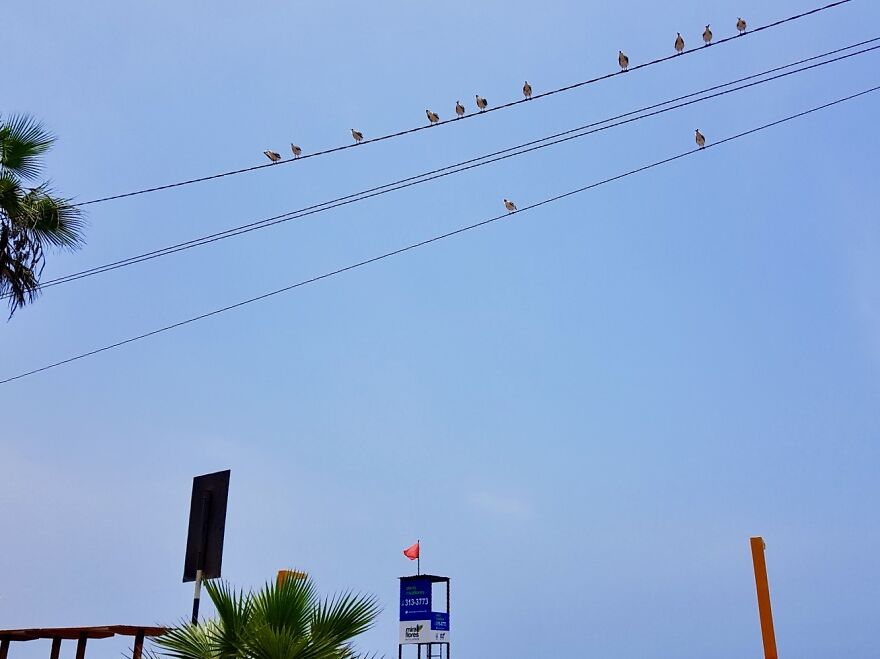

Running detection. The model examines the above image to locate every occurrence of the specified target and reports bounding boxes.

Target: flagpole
[417,539,420,575]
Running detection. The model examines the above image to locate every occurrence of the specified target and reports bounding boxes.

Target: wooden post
[750,537,778,659]
[132,629,146,659]
[1,637,10,659]
[49,638,62,659]
[75,633,88,659]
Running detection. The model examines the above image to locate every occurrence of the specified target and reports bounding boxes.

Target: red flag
[403,541,420,560]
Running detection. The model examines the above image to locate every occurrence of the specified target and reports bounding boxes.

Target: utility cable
[70,0,855,208]
[3,83,876,385]
[23,38,880,296]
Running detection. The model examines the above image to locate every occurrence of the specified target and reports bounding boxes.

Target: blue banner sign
[399,578,432,621]
[432,612,449,631]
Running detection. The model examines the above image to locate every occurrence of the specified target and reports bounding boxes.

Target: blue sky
[2,1,879,657]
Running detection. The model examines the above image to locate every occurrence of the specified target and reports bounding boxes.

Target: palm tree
[153,575,382,659]
[0,114,84,316]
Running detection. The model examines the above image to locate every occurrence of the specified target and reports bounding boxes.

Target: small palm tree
[153,576,382,659]
[0,114,85,316]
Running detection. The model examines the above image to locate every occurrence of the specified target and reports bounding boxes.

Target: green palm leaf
[20,184,85,248]
[152,619,218,659]
[0,114,54,181]
[150,575,381,659]
[0,114,86,316]
[309,592,381,648]
[204,580,254,658]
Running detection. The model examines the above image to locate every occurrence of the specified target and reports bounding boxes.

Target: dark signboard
[182,470,230,582]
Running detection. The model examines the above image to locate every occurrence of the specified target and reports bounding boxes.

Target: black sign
[182,470,230,582]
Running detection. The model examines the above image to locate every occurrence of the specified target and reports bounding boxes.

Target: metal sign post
[183,470,231,625]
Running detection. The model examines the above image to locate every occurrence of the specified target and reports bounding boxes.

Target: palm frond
[152,619,218,659]
[251,576,316,639]
[156,576,381,659]
[19,184,85,249]
[204,580,253,659]
[0,218,41,316]
[243,625,312,659]
[0,114,55,181]
[0,170,23,215]
[309,591,381,649]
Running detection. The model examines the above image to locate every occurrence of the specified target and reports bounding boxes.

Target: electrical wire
[3,83,877,386]
[70,0,855,208]
[23,37,880,296]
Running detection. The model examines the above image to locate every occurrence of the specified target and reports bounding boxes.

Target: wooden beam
[750,536,778,659]
[49,638,61,659]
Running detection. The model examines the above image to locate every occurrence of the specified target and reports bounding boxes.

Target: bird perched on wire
[703,25,713,45]
[426,110,440,125]
[695,129,706,149]
[476,94,488,112]
[455,101,465,118]
[674,33,685,54]
[264,150,281,163]
[618,50,629,71]
[351,129,364,144]
[504,199,517,213]
[737,17,747,34]
[523,81,532,99]
[290,144,302,158]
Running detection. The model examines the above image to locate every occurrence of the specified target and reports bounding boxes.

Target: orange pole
[277,569,307,586]
[750,537,778,659]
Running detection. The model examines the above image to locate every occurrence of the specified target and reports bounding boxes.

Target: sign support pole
[750,537,778,659]
[191,569,204,625]
[191,493,212,625]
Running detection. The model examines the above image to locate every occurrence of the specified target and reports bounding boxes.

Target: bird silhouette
[737,17,747,34]
[703,25,713,45]
[675,33,685,54]
[351,129,364,144]
[476,94,488,111]
[264,150,281,163]
[695,129,706,149]
[290,144,302,158]
[504,199,517,212]
[618,50,629,71]
[426,110,440,125]
[455,101,465,117]
[523,81,532,99]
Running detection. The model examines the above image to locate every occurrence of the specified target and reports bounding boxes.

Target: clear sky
[2,1,879,657]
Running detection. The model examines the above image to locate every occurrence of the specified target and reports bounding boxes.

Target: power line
[4,84,877,386]
[70,0,855,208]
[32,40,880,292]
[25,38,880,295]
